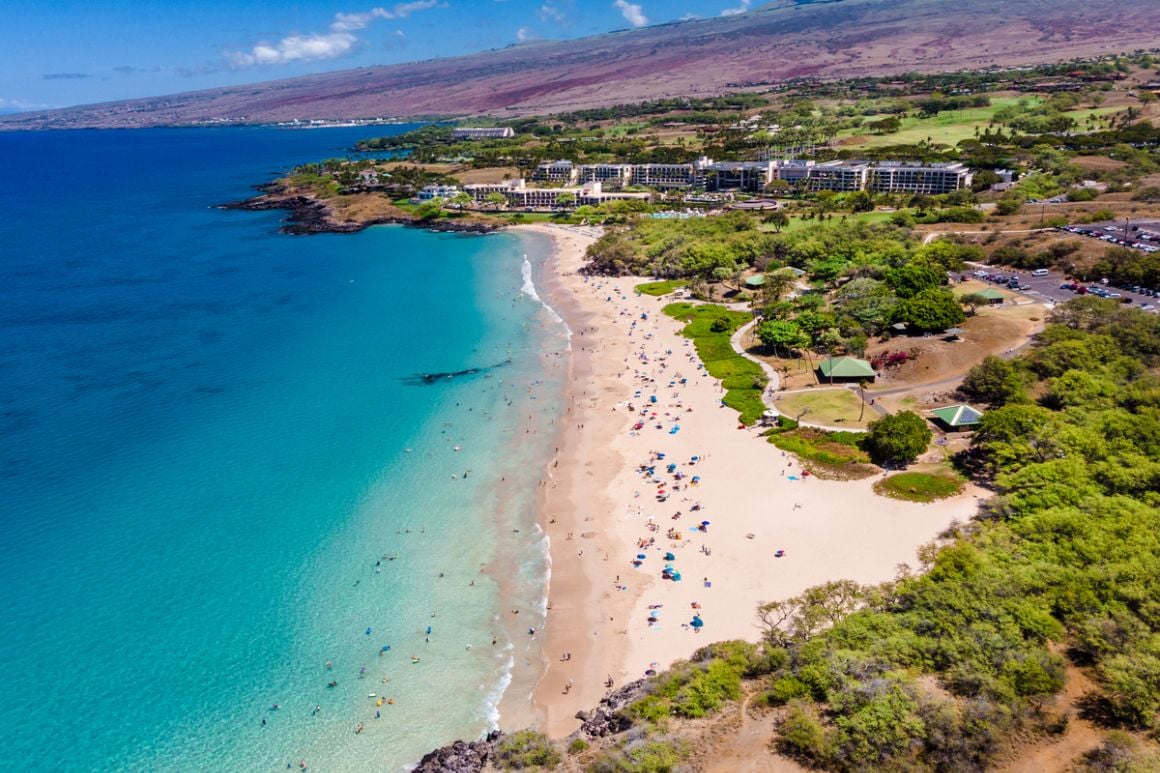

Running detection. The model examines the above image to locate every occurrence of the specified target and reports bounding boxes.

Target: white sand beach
[514,223,985,738]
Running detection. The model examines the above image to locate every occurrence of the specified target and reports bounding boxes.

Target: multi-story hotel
[578,164,634,189]
[695,158,777,193]
[451,127,515,139]
[803,161,872,192]
[868,162,973,194]
[533,160,578,184]
[631,163,696,190]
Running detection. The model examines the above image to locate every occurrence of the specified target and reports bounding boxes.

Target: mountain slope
[5,0,1159,130]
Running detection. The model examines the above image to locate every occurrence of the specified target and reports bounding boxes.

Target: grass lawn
[663,302,767,425]
[636,279,689,297]
[773,388,873,429]
[843,98,1119,150]
[874,470,965,503]
[760,209,903,233]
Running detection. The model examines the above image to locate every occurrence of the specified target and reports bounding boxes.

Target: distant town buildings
[451,127,515,139]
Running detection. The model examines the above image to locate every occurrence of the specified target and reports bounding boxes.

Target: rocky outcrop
[576,678,647,738]
[219,184,501,236]
[413,730,502,773]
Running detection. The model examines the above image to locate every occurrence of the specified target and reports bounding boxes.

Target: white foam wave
[521,255,572,347]
[481,642,515,731]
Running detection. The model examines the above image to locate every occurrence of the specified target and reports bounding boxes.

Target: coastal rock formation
[413,731,501,773]
[219,185,501,236]
[576,678,647,738]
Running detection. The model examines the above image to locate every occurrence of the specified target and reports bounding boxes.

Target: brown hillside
[4,0,1160,129]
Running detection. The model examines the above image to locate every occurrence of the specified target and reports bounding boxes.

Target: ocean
[0,127,566,770]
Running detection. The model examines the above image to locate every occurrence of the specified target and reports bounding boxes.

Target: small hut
[929,404,984,431]
[817,356,876,383]
[975,288,1007,305]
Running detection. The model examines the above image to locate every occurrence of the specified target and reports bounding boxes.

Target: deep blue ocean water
[0,127,565,770]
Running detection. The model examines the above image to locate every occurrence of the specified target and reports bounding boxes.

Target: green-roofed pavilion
[817,356,876,381]
[974,288,1007,303]
[930,404,985,429]
[744,275,765,288]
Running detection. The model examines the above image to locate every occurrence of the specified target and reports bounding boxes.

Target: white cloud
[539,3,566,23]
[516,26,534,42]
[227,2,441,67]
[613,0,648,27]
[721,0,751,16]
[228,32,359,67]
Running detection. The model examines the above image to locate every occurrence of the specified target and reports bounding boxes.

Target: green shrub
[768,676,812,705]
[495,730,562,769]
[778,701,831,761]
[568,738,589,754]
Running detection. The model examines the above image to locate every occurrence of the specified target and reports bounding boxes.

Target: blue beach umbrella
[691,615,703,628]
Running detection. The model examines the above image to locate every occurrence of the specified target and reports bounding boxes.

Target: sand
[511,223,985,738]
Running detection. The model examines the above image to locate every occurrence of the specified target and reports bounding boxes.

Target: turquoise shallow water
[0,128,566,770]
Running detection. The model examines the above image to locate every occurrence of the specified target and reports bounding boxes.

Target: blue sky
[0,0,759,111]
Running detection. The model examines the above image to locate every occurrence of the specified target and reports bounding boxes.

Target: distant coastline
[220,182,501,236]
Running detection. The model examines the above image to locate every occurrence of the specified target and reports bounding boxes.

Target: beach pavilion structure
[929,404,985,431]
[817,356,876,383]
[974,288,1007,305]
[744,275,765,291]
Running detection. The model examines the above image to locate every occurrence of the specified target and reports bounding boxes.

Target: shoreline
[219,183,503,236]
[510,222,987,741]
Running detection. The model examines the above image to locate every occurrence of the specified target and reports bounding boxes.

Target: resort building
[773,160,816,186]
[578,164,634,189]
[804,161,872,192]
[868,162,973,194]
[632,163,696,190]
[696,157,777,193]
[461,179,649,209]
[533,160,577,184]
[451,127,514,139]
[417,184,461,200]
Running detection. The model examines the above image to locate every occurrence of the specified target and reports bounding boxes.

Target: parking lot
[1059,220,1160,255]
[963,264,1159,312]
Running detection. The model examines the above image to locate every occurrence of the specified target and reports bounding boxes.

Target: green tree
[763,210,790,232]
[555,192,576,208]
[892,289,965,333]
[758,320,811,357]
[414,200,444,220]
[763,267,798,303]
[864,411,932,466]
[484,191,508,209]
[959,292,991,315]
[960,355,1026,405]
[886,263,943,299]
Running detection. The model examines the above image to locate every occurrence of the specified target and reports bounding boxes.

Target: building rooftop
[930,404,985,428]
[817,356,876,378]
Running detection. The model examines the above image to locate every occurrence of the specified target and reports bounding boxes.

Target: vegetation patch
[663,302,767,425]
[635,279,688,296]
[874,470,965,502]
[494,730,562,770]
[765,427,876,479]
